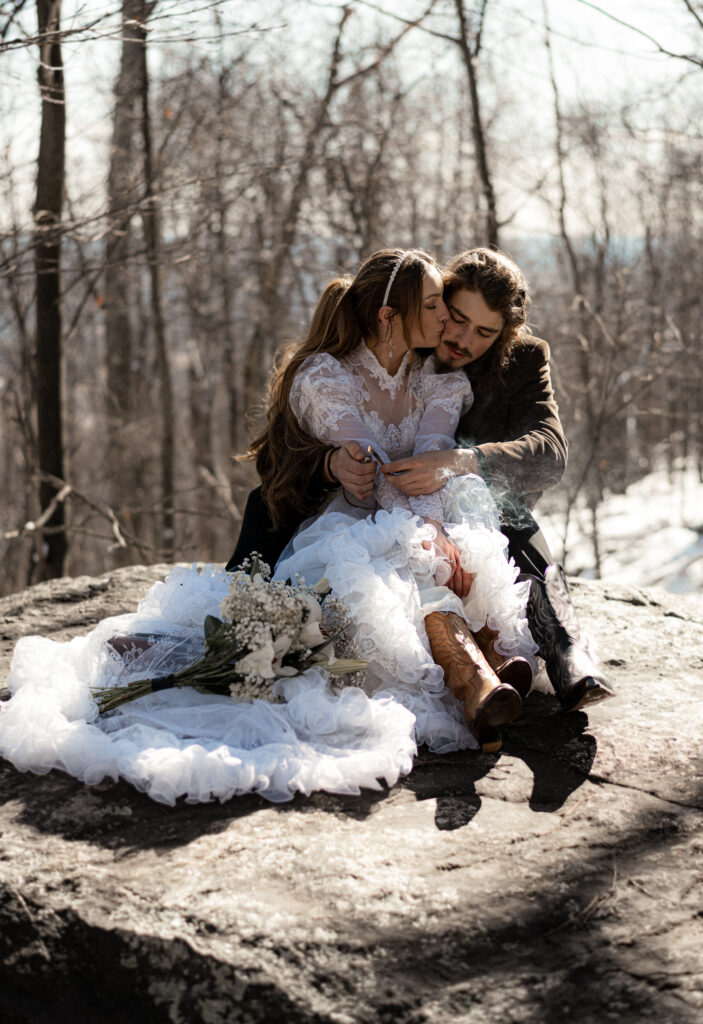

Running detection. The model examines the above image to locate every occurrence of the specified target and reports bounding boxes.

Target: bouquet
[92,557,366,714]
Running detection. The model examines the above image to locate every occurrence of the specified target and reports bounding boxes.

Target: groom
[226,247,613,713]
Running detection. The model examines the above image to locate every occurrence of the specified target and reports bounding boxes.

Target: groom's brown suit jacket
[458,336,567,522]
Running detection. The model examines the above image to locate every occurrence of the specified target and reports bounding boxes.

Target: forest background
[1,0,701,597]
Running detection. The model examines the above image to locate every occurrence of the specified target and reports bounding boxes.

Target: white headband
[382,251,409,308]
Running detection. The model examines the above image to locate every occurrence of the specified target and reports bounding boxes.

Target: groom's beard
[434,353,456,373]
[434,340,472,371]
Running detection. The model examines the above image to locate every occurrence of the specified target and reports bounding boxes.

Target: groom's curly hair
[248,248,437,529]
[443,248,529,391]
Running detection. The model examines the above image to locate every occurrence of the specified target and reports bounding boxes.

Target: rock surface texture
[1,565,702,1024]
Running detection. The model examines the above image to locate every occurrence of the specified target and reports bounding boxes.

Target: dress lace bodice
[289,346,473,521]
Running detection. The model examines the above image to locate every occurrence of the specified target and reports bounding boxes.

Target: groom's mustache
[437,339,472,363]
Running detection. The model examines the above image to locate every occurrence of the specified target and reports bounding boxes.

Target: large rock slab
[1,567,702,1023]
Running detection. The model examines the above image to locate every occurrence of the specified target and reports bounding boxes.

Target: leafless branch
[1,0,30,40]
[574,0,703,68]
[2,471,156,559]
[1,12,113,53]
[682,0,703,33]
[353,0,457,43]
[198,465,241,522]
[337,1,438,88]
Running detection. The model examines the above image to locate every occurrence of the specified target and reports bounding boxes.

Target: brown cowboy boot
[472,624,532,700]
[425,611,523,753]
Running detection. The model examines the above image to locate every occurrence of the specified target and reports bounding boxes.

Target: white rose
[273,634,292,657]
[299,592,323,622]
[271,633,298,677]
[299,619,326,647]
[235,641,276,680]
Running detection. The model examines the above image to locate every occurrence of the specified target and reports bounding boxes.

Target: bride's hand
[328,442,376,500]
[422,519,474,599]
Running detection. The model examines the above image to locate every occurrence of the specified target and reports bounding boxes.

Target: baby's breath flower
[93,556,365,713]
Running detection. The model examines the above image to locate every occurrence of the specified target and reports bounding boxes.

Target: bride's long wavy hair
[249,248,437,528]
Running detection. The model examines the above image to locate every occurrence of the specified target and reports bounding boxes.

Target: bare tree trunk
[542,0,604,572]
[137,15,175,560]
[214,59,238,454]
[0,205,37,590]
[0,172,38,591]
[453,0,498,247]
[34,0,66,580]
[187,334,216,558]
[105,0,150,564]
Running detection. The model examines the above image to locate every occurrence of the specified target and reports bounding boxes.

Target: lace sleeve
[289,353,412,515]
[414,360,473,454]
[407,362,474,521]
[290,354,374,447]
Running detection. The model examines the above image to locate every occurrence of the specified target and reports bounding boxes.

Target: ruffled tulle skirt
[0,477,536,805]
[276,475,537,752]
[0,566,416,805]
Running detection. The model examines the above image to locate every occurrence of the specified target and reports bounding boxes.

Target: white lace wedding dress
[0,565,417,805]
[0,347,534,806]
[276,347,536,750]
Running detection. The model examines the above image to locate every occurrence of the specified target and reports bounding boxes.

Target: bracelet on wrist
[324,446,341,485]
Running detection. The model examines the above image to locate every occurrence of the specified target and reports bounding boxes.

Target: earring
[383,318,394,360]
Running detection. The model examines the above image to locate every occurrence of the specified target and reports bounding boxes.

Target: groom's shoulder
[513,335,550,364]
[502,336,552,383]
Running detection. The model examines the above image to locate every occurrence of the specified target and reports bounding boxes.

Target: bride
[253,248,536,752]
[0,250,535,807]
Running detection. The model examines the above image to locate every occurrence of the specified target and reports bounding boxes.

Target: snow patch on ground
[540,465,703,594]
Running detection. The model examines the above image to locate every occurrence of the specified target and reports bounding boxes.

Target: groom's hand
[329,442,376,500]
[380,448,481,496]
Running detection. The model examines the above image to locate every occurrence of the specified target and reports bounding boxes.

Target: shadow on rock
[0,695,596,848]
[405,693,597,830]
[356,773,703,1024]
[503,694,597,812]
[0,756,396,855]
